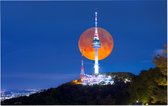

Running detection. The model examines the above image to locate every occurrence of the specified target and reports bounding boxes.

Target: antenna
[95,11,98,34]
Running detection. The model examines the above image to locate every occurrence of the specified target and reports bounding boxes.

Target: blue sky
[1,1,166,89]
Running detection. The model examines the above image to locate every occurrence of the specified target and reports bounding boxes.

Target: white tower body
[92,12,101,75]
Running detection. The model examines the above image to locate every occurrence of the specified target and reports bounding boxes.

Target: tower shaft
[94,48,99,74]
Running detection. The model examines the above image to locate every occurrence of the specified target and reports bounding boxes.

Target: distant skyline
[2,1,166,89]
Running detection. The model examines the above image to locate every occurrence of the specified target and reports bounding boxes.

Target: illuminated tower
[92,11,101,75]
[80,53,85,80]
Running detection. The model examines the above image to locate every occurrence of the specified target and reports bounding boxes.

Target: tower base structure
[80,74,114,85]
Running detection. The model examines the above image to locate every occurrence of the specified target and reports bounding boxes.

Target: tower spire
[95,11,98,34]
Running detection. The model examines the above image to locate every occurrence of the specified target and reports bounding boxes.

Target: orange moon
[78,27,114,60]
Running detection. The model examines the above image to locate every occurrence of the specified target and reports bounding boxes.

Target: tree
[128,45,167,105]
[153,45,167,76]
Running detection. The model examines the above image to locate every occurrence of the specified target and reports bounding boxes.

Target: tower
[92,11,101,75]
[80,53,85,80]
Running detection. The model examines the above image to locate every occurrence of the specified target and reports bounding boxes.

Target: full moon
[78,27,114,60]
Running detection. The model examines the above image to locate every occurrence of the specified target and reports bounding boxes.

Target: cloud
[154,48,166,57]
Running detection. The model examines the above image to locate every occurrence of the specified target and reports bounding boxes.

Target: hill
[1,72,135,105]
[1,70,167,105]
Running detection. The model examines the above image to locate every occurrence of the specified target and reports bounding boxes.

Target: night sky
[2,1,166,89]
